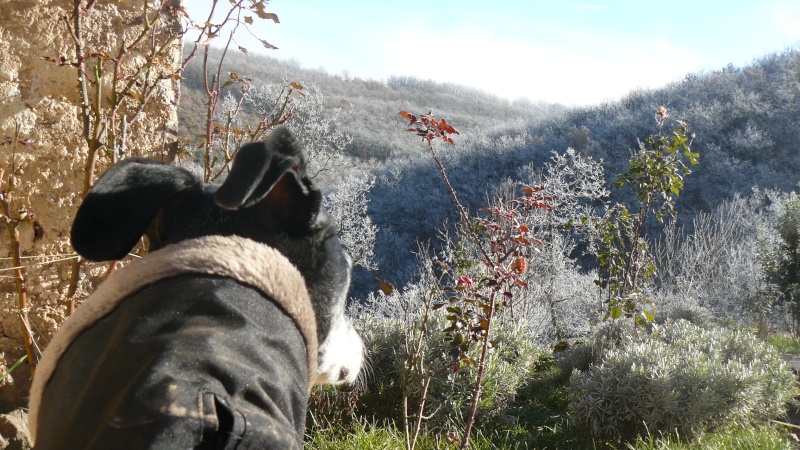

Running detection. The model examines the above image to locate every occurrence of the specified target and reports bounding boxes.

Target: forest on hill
[179,47,800,299]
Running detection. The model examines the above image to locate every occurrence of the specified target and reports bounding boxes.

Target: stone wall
[0,0,182,407]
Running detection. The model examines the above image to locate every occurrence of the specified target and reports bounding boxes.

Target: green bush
[556,321,635,375]
[768,333,800,354]
[568,319,796,440]
[344,315,406,423]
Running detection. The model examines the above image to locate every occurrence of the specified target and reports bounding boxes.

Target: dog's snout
[315,315,363,385]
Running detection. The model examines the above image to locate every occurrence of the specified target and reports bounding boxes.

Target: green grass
[306,362,799,449]
[307,365,603,449]
[473,365,599,449]
[308,421,797,450]
[768,333,800,355]
[306,421,588,450]
[306,421,409,450]
[629,425,797,450]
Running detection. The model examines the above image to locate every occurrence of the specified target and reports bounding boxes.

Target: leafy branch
[398,111,551,448]
[591,108,698,327]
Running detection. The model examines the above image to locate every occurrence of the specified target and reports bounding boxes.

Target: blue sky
[186,1,800,106]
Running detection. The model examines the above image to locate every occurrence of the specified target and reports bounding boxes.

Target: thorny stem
[85,57,103,193]
[425,137,510,449]
[4,220,35,377]
[63,0,185,312]
[627,197,652,292]
[209,81,249,183]
[402,292,432,450]
[1,125,36,377]
[65,1,98,315]
[70,0,91,143]
[427,141,496,270]
[66,258,82,316]
[201,1,247,182]
[188,1,291,182]
[412,376,433,449]
[459,290,497,449]
[203,72,218,182]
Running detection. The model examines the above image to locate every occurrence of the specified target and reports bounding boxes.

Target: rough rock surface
[0,0,181,407]
[0,408,31,450]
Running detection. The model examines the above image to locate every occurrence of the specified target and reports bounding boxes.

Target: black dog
[29,127,363,449]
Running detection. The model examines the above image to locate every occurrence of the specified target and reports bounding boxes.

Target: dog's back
[36,276,307,449]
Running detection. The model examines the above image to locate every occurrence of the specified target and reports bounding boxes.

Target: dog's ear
[215,127,306,210]
[71,158,199,261]
[215,127,324,233]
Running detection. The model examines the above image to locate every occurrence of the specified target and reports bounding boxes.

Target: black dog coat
[29,235,317,449]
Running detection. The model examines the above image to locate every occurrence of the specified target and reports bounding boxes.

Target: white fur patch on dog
[315,314,364,384]
[314,251,363,385]
[28,235,317,439]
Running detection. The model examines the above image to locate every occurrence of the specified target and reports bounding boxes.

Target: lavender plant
[568,319,796,440]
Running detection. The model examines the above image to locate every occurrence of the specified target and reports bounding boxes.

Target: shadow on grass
[473,365,605,449]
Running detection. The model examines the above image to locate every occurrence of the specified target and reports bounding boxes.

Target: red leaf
[439,118,460,135]
[510,258,528,275]
[377,278,394,295]
[398,111,416,122]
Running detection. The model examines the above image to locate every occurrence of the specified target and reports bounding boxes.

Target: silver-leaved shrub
[347,281,541,430]
[567,319,796,440]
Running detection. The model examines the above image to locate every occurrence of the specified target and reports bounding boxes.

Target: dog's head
[70,127,362,384]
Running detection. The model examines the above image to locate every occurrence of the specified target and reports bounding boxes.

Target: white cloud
[773,2,800,42]
[186,0,799,106]
[380,22,704,105]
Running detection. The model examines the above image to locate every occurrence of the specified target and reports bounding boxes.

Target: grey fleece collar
[28,235,318,438]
